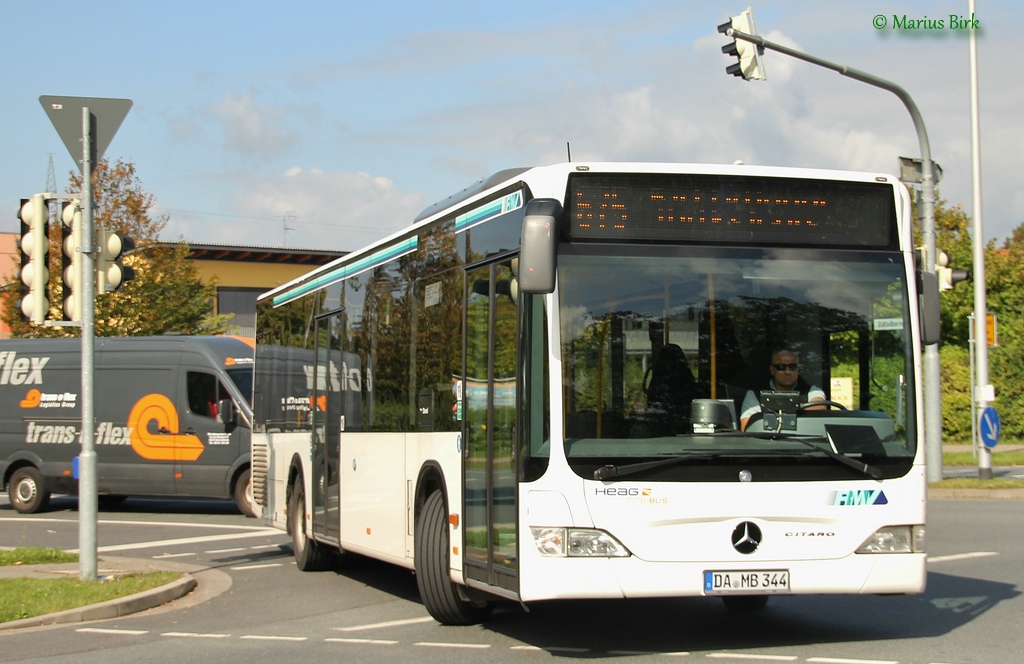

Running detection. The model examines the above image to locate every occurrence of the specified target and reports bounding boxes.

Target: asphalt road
[1,491,1022,663]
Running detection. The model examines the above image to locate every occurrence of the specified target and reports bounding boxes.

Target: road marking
[0,517,273,531]
[240,635,307,642]
[707,655,797,661]
[77,627,148,635]
[230,563,283,570]
[325,637,398,645]
[162,632,231,639]
[928,551,998,563]
[414,641,491,649]
[609,650,691,656]
[207,547,247,554]
[335,616,435,631]
[806,658,897,664]
[70,528,283,553]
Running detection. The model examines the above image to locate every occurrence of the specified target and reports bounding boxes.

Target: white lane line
[249,544,280,550]
[151,552,195,559]
[161,632,231,639]
[0,517,274,531]
[77,627,148,635]
[334,616,435,631]
[806,658,897,664]
[414,642,490,649]
[707,655,797,661]
[72,528,283,553]
[325,638,398,645]
[206,547,247,554]
[229,563,283,570]
[928,551,998,563]
[240,635,307,642]
[609,651,690,657]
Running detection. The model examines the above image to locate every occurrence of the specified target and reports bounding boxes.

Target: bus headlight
[856,525,926,554]
[530,527,631,557]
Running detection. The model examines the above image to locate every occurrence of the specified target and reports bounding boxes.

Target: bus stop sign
[979,406,1001,449]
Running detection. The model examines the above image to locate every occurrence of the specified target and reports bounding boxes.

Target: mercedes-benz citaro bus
[251,162,940,624]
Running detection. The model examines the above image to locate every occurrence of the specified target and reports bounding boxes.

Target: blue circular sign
[979,406,1001,449]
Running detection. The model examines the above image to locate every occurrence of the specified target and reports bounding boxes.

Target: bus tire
[9,466,51,514]
[234,468,256,518]
[414,490,493,625]
[289,479,331,571]
[722,595,769,612]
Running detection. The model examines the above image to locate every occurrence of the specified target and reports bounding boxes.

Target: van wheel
[9,467,51,514]
[414,490,492,625]
[234,468,256,517]
[288,480,331,571]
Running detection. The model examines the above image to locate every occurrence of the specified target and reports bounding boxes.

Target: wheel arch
[414,460,450,525]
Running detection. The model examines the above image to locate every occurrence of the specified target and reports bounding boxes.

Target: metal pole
[727,29,943,481]
[79,107,97,581]
[968,0,992,479]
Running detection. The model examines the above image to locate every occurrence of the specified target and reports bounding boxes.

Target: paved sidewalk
[0,555,232,631]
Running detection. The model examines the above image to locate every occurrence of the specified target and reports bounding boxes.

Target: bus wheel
[722,595,769,612]
[414,490,493,625]
[234,468,256,518]
[9,466,51,514]
[288,479,331,571]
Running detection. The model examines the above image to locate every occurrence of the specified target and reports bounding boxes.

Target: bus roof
[259,161,905,307]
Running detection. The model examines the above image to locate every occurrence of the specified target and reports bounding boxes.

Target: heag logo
[0,352,48,385]
[127,393,205,461]
[595,487,641,496]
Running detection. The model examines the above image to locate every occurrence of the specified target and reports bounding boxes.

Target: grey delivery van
[0,336,255,515]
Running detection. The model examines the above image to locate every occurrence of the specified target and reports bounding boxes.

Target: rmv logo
[832,489,888,506]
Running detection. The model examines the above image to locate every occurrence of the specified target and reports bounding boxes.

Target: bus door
[311,309,343,543]
[463,259,519,594]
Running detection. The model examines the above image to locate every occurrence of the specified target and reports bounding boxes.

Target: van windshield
[226,368,254,405]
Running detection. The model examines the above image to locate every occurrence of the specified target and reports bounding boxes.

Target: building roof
[160,242,346,266]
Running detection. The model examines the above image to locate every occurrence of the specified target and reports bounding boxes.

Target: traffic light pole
[724,28,943,483]
[79,106,98,582]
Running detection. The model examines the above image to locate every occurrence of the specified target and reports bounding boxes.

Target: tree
[2,158,234,337]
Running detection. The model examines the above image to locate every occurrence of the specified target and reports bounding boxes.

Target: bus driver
[740,348,825,430]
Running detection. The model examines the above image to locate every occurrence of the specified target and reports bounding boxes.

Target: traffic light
[717,7,766,81]
[17,195,49,324]
[935,250,970,291]
[96,227,135,292]
[60,199,83,322]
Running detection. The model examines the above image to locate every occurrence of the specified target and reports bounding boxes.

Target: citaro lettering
[127,393,204,461]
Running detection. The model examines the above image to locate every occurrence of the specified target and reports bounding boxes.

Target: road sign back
[39,96,132,173]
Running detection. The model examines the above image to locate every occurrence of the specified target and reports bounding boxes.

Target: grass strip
[0,571,180,623]
[0,547,78,566]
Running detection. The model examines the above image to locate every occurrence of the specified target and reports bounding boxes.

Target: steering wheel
[796,400,848,412]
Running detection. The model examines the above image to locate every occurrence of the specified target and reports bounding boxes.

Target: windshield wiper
[738,431,883,480]
[593,451,724,480]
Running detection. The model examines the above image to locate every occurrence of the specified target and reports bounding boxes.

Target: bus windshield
[557,245,916,482]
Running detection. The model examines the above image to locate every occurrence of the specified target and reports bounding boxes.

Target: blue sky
[2,1,1019,253]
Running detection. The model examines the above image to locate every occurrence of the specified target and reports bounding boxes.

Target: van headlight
[856,525,926,553]
[530,527,631,557]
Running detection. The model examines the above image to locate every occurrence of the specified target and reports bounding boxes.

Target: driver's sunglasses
[772,363,799,372]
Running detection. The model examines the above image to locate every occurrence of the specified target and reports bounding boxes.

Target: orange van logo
[20,389,41,408]
[127,393,204,461]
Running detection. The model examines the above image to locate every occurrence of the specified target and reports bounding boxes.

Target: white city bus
[251,162,941,624]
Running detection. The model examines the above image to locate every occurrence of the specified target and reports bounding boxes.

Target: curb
[1,573,197,630]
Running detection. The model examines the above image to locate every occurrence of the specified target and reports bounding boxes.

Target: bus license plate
[703,569,790,594]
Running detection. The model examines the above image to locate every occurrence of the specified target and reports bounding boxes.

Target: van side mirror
[518,198,562,294]
[217,398,237,426]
